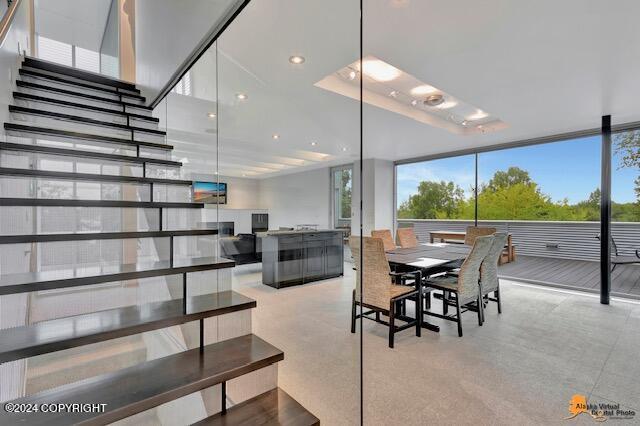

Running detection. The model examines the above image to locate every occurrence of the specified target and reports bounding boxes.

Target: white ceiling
[35,0,113,51]
[163,0,640,179]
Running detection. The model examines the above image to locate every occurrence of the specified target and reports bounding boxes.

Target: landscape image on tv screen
[193,181,227,204]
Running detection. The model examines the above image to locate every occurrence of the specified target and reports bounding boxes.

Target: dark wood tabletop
[386,243,470,272]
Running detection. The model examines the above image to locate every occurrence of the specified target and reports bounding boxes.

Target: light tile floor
[232,263,640,425]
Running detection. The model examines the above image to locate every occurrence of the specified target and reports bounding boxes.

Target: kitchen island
[259,230,344,288]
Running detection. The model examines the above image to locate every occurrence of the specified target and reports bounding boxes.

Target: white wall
[195,167,341,233]
[135,0,239,102]
[194,174,265,234]
[258,167,331,230]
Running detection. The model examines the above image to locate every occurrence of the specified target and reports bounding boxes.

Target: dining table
[385,243,470,333]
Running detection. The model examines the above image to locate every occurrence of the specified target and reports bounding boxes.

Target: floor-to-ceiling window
[331,165,353,229]
[396,136,606,294]
[611,129,640,297]
[477,137,601,291]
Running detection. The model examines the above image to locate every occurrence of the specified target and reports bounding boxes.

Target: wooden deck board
[498,255,640,297]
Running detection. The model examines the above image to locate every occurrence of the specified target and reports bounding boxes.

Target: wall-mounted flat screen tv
[193,181,227,204]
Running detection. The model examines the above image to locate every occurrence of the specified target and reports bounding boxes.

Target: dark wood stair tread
[9,105,165,135]
[0,291,255,363]
[0,198,204,208]
[4,123,171,150]
[194,388,320,426]
[23,56,139,92]
[17,80,152,110]
[20,68,144,99]
[0,228,218,244]
[0,141,182,167]
[13,91,158,121]
[0,256,235,295]
[0,167,191,186]
[0,334,283,426]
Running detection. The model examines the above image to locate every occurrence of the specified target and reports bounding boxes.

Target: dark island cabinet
[261,231,344,288]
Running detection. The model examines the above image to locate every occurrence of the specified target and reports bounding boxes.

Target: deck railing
[398,219,640,262]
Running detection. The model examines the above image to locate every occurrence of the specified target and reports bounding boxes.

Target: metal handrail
[0,0,21,46]
[148,0,251,108]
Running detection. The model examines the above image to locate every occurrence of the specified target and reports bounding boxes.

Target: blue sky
[397,136,639,207]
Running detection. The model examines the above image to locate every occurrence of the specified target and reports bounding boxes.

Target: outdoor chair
[596,234,640,272]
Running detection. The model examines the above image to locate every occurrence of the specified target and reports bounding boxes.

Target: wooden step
[23,56,139,93]
[20,68,144,100]
[19,68,146,102]
[0,291,256,363]
[0,198,203,208]
[0,334,283,426]
[17,80,152,111]
[194,388,320,426]
[4,123,171,151]
[0,255,234,295]
[0,141,182,167]
[0,167,191,186]
[9,106,165,136]
[0,228,217,244]
[13,91,158,122]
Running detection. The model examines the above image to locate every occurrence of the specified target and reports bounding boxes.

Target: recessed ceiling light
[389,90,398,98]
[437,100,458,109]
[214,171,219,174]
[289,55,305,64]
[461,120,468,126]
[410,85,437,96]
[342,147,348,152]
[468,110,489,120]
[348,70,357,80]
[410,99,418,107]
[236,93,247,100]
[310,141,318,146]
[272,134,280,140]
[207,112,216,118]
[361,59,401,82]
[424,94,444,107]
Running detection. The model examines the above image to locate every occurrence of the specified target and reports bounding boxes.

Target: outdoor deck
[498,255,640,297]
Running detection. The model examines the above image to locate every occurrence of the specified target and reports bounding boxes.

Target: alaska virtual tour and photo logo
[565,394,636,422]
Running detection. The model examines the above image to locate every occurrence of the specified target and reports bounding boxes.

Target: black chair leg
[388,302,395,348]
[455,294,463,337]
[424,291,431,310]
[443,290,449,315]
[350,290,356,333]
[496,286,502,314]
[477,295,483,326]
[416,296,422,337]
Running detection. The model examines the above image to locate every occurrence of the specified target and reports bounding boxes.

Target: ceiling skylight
[314,55,507,135]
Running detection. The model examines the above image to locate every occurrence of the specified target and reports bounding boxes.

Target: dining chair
[464,226,497,245]
[422,235,494,337]
[371,229,396,252]
[396,227,418,248]
[349,236,422,348]
[479,232,508,315]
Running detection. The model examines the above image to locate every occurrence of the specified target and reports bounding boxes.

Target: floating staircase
[0,57,318,425]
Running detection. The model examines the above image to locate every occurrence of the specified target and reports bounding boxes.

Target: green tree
[339,170,352,219]
[398,180,466,219]
[484,166,532,192]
